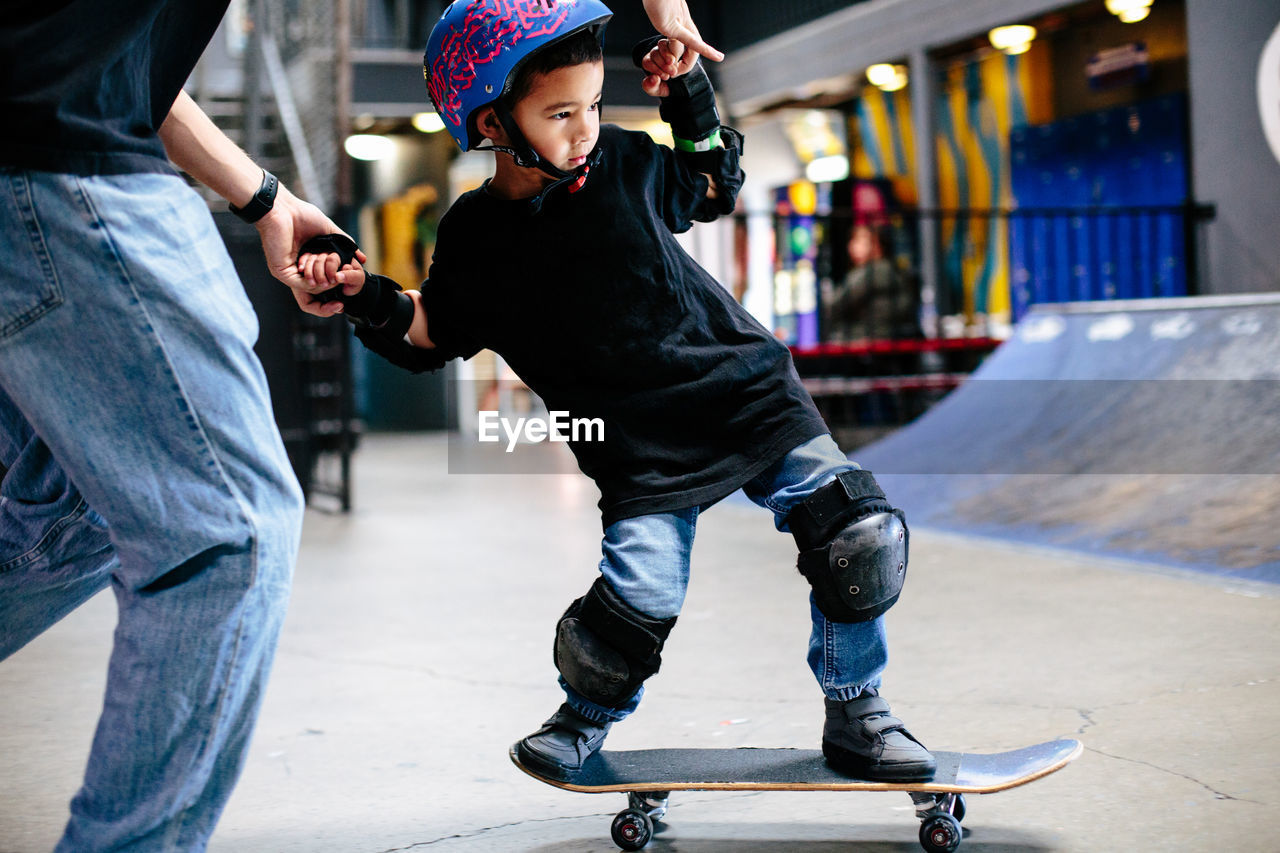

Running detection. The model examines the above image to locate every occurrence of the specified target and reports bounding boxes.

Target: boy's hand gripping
[296,234,411,334]
[632,35,720,150]
[297,233,365,307]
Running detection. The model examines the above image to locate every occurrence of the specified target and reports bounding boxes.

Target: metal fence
[350,0,446,50]
[768,202,1216,344]
[190,0,356,511]
[776,202,1216,449]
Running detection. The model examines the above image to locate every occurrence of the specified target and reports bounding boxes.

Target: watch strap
[228,170,278,223]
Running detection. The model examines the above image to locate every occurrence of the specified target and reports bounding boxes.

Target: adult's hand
[159,90,365,317]
[255,187,367,317]
[641,0,723,71]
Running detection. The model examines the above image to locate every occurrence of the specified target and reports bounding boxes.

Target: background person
[824,223,922,342]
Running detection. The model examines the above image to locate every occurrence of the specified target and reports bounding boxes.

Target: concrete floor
[2,433,1277,852]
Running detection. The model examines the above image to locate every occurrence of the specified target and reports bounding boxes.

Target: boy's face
[509,59,604,174]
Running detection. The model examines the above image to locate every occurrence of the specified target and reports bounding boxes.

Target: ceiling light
[1106,0,1154,22]
[412,112,446,133]
[989,24,1037,55]
[866,64,897,88]
[344,134,394,161]
[866,63,909,92]
[1106,0,1152,14]
[805,155,850,184]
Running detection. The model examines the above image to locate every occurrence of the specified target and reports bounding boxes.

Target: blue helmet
[424,0,613,152]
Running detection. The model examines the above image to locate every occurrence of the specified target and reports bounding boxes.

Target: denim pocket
[1,171,65,339]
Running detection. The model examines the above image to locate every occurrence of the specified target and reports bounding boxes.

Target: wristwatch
[228,170,278,223]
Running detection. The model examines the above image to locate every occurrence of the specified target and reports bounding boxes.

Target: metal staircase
[190,4,357,511]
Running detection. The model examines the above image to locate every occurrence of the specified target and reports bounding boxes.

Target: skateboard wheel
[611,808,653,851]
[919,813,962,853]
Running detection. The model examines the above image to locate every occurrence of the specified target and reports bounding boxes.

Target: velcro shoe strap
[862,714,906,736]
[543,709,599,737]
[843,694,892,718]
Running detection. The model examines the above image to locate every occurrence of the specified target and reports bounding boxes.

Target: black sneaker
[822,689,936,782]
[517,703,612,779]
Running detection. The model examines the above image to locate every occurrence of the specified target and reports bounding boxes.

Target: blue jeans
[0,170,304,851]
[564,434,888,723]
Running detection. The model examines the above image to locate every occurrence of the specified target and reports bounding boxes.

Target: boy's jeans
[0,169,304,851]
[564,434,888,724]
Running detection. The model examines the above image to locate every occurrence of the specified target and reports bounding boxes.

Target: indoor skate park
[3,0,1279,851]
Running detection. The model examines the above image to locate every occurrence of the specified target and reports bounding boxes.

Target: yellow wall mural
[850,45,1052,325]
[934,44,1052,322]
[851,85,918,207]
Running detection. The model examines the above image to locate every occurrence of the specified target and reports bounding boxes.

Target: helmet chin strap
[484,100,576,182]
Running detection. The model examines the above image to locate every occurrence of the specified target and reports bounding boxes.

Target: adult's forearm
[158,90,263,209]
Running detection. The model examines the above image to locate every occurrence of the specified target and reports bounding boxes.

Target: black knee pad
[553,577,677,709]
[787,470,909,623]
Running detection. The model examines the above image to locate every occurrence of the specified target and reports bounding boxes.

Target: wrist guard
[632,36,720,147]
[344,274,416,341]
[298,234,414,339]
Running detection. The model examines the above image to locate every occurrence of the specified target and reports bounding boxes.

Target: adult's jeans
[563,434,889,724]
[0,169,305,851]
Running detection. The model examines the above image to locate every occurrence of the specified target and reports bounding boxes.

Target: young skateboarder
[300,0,935,784]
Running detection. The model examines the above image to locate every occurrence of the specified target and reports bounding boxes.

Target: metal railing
[767,202,1216,449]
[764,201,1216,343]
[350,0,446,50]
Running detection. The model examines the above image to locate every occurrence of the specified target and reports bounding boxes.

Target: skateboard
[510,738,1083,852]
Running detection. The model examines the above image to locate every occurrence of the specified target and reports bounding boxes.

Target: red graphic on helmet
[428,1,574,134]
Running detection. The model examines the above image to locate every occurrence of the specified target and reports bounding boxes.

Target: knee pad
[553,577,677,709]
[787,470,909,623]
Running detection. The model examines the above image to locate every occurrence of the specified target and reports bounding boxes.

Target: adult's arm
[158,90,363,316]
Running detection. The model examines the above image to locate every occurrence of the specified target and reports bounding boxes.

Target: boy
[301,0,934,783]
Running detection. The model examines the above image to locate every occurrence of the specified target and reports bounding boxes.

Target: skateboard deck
[510,739,1082,852]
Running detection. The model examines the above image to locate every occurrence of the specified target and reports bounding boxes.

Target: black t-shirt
[0,1,230,175]
[415,124,829,525]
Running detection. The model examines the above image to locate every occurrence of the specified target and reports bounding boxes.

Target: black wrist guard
[632,36,720,146]
[297,234,414,339]
[300,233,359,267]
[343,274,415,339]
[299,233,359,307]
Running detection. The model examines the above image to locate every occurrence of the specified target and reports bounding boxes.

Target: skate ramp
[857,295,1280,583]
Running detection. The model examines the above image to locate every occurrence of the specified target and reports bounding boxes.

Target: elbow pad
[632,36,720,147]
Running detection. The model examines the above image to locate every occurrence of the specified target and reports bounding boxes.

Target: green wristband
[673,128,722,153]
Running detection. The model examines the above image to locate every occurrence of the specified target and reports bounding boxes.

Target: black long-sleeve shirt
[380,124,829,525]
[0,1,229,175]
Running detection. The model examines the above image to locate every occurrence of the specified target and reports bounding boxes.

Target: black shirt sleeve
[654,126,745,232]
[414,208,484,362]
[418,275,483,362]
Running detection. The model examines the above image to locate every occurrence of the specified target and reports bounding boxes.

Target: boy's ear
[474,106,506,143]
